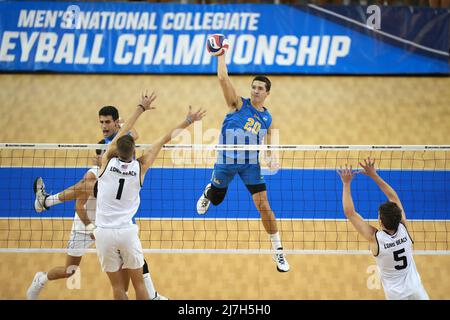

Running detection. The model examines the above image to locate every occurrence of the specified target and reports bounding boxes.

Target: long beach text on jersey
[109,166,137,176]
[383,236,408,249]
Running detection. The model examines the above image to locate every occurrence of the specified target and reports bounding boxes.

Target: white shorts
[93,225,144,273]
[386,284,430,300]
[67,231,95,257]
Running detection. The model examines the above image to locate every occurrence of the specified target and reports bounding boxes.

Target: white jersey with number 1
[374,223,429,300]
[96,158,142,228]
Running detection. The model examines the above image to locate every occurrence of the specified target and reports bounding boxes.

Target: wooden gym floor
[0,74,449,299]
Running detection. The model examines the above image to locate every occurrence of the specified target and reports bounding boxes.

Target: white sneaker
[152,292,168,300]
[33,177,49,213]
[196,183,211,215]
[273,248,290,272]
[26,272,46,300]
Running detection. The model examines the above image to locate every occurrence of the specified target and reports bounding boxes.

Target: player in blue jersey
[29,104,167,300]
[196,47,289,272]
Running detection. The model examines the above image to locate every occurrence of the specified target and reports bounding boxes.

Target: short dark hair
[379,201,403,231]
[117,135,135,160]
[99,106,119,121]
[252,76,271,92]
[95,139,106,156]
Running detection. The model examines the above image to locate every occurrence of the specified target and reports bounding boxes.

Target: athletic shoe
[33,177,49,213]
[196,183,211,215]
[26,272,46,300]
[152,292,168,300]
[273,248,290,272]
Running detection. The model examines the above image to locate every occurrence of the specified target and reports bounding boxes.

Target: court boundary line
[0,248,448,255]
[1,217,448,222]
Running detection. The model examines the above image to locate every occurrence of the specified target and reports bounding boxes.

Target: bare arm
[217,54,243,110]
[359,158,407,226]
[74,171,96,226]
[338,165,378,244]
[118,118,139,142]
[265,120,280,171]
[138,106,207,173]
[100,92,157,173]
[129,128,139,141]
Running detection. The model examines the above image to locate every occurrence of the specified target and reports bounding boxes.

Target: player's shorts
[67,231,95,257]
[385,284,429,300]
[211,162,265,188]
[93,224,144,273]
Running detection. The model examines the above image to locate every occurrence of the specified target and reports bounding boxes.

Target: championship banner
[0,1,448,74]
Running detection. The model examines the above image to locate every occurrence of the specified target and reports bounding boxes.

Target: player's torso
[220,98,272,145]
[218,98,272,164]
[96,158,142,228]
[375,223,422,298]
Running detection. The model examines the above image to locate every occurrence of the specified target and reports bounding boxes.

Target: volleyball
[206,34,229,56]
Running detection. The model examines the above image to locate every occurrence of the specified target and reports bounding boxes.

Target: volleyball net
[0,143,449,254]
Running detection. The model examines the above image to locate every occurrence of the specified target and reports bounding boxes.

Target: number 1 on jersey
[116,178,125,200]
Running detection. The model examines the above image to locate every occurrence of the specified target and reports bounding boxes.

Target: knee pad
[143,259,149,274]
[246,183,266,195]
[207,185,227,206]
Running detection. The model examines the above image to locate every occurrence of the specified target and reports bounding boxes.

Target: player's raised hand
[359,157,377,177]
[186,105,207,124]
[337,164,358,184]
[139,90,157,111]
[266,155,280,172]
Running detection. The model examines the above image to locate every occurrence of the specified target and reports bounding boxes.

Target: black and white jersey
[96,158,141,228]
[375,223,423,299]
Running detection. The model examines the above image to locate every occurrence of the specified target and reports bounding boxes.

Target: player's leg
[197,163,234,214]
[93,227,126,299]
[119,225,149,300]
[250,189,290,272]
[127,267,149,300]
[26,256,83,300]
[240,164,290,272]
[33,177,96,213]
[47,255,83,281]
[142,259,168,300]
[26,231,94,299]
[106,269,128,300]
[122,267,131,296]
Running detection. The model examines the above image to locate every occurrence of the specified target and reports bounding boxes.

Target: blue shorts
[211,163,265,189]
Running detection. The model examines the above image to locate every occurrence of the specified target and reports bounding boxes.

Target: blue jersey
[104,131,132,144]
[218,97,272,164]
[104,132,117,145]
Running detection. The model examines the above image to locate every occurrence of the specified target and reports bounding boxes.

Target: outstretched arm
[338,165,377,243]
[118,117,139,141]
[74,171,96,227]
[100,92,157,172]
[265,119,280,171]
[217,53,243,110]
[138,106,206,173]
[359,157,407,226]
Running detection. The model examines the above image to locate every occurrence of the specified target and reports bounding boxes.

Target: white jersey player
[338,158,429,300]
[96,158,141,228]
[27,147,102,300]
[374,222,428,299]
[94,91,206,300]
[28,106,167,300]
